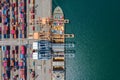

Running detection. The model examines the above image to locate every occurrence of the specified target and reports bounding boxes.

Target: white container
[33,52,38,59]
[33,42,38,50]
[53,61,64,66]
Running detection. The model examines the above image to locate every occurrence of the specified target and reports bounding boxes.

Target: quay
[0,0,74,80]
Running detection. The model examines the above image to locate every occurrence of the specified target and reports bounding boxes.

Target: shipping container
[3,61,7,67]
[22,30,25,34]
[33,52,38,59]
[11,52,15,58]
[3,9,7,15]
[2,46,6,51]
[20,53,25,59]
[53,61,64,66]
[20,13,24,18]
[33,42,38,50]
[5,50,9,55]
[0,34,1,39]
[20,45,24,51]
[19,61,23,67]
[22,25,25,30]
[31,71,35,78]
[22,33,24,38]
[28,0,30,4]
[32,26,35,31]
[11,30,15,34]
[21,50,25,54]
[31,15,35,19]
[15,60,18,67]
[14,34,16,39]
[20,33,22,38]
[4,34,7,38]
[6,70,10,78]
[10,59,14,67]
[3,30,6,34]
[20,69,25,79]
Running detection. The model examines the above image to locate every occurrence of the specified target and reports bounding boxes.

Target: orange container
[22,30,24,34]
[14,34,16,39]
[22,33,24,38]
[10,60,14,66]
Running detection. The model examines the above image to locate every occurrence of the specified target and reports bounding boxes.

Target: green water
[53,0,120,80]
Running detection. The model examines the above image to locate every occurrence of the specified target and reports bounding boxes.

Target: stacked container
[19,45,26,80]
[2,46,11,80]
[28,0,35,39]
[11,0,18,39]
[18,0,26,38]
[2,1,10,39]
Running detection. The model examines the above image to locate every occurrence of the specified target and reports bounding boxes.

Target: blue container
[20,30,22,33]
[2,46,6,51]
[3,10,7,15]
[3,57,7,60]
[6,71,10,78]
[6,0,9,3]
[15,61,18,66]
[2,73,5,77]
[20,33,22,38]
[0,34,2,39]
[20,54,25,59]
[4,34,6,38]
[6,34,9,38]
[4,34,7,38]
[6,67,10,71]
[5,18,9,22]
[10,58,14,60]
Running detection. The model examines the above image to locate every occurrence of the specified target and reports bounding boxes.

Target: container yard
[0,0,74,80]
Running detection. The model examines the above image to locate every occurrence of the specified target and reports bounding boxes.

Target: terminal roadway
[0,39,38,46]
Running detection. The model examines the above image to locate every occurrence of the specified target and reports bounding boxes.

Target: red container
[20,46,24,51]
[20,69,25,78]
[22,18,25,22]
[22,25,24,30]
[6,27,8,31]
[5,50,9,55]
[12,26,15,30]
[11,53,15,58]
[14,11,17,15]
[3,30,6,34]
[11,30,15,34]
[22,30,24,34]
[32,26,35,31]
[20,14,23,18]
[19,62,23,66]
[31,15,35,19]
[14,34,16,39]
[21,50,25,54]
[28,0,30,4]
[3,61,7,67]
[10,60,14,66]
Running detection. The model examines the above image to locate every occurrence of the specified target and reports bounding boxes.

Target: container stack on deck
[51,6,65,80]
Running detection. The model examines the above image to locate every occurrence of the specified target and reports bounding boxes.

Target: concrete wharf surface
[0,0,52,80]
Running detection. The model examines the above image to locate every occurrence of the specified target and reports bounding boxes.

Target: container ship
[51,6,65,80]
